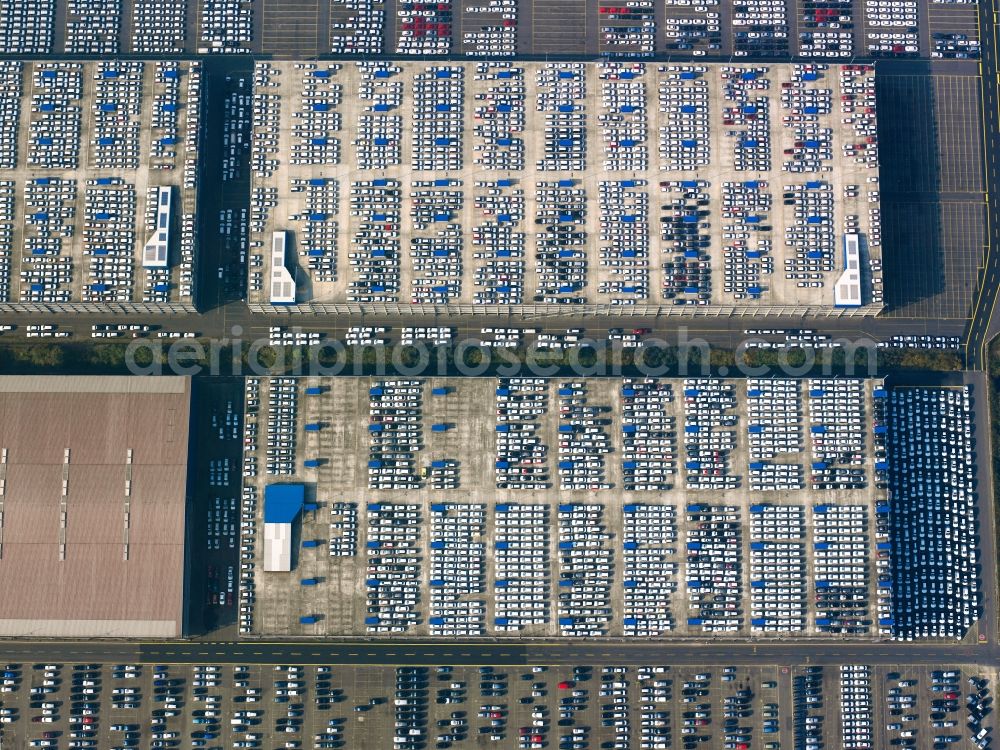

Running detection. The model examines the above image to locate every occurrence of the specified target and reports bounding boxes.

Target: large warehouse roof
[0,376,191,638]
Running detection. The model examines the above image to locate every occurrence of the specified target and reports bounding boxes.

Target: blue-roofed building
[264,484,305,571]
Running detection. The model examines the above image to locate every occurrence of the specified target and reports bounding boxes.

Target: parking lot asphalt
[0,661,991,750]
[238,376,912,641]
[964,0,1000,369]
[187,377,244,636]
[5,0,989,60]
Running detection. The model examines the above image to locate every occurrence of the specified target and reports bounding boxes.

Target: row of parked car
[331,0,385,55]
[28,63,80,173]
[346,326,390,346]
[295,179,338,284]
[623,503,677,636]
[840,665,874,750]
[462,0,517,57]
[264,377,299,475]
[473,62,525,176]
[660,180,713,304]
[329,501,359,557]
[793,667,825,747]
[369,380,424,488]
[749,504,807,631]
[600,64,648,171]
[367,503,422,633]
[747,378,805,491]
[409,182,463,303]
[238,370,260,637]
[722,66,772,171]
[664,0,720,55]
[598,179,649,303]
[0,64,19,174]
[348,177,401,303]
[0,1,55,53]
[291,65,343,168]
[558,503,614,636]
[598,0,654,56]
[401,327,455,346]
[733,0,788,56]
[685,503,742,634]
[0,179,12,302]
[395,0,453,55]
[199,0,253,53]
[621,378,677,491]
[536,64,587,173]
[63,0,120,54]
[886,387,979,640]
[429,504,486,635]
[722,179,773,299]
[133,0,187,53]
[808,378,868,490]
[879,334,961,350]
[2,0,187,54]
[814,503,871,634]
[496,377,549,489]
[683,379,739,489]
[799,0,854,57]
[495,502,549,632]
[354,62,403,171]
[22,177,76,304]
[557,381,612,490]
[534,180,587,304]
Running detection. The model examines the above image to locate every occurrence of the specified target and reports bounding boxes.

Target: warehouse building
[0,376,192,638]
[263,484,304,572]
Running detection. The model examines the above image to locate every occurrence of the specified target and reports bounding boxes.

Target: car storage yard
[0,0,985,61]
[246,60,883,313]
[232,375,955,641]
[0,661,992,750]
[0,59,202,312]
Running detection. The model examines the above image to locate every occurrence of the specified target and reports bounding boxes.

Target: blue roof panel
[264,484,305,524]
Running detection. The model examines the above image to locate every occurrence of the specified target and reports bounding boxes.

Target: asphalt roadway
[0,301,970,360]
[965,0,1000,370]
[0,638,991,667]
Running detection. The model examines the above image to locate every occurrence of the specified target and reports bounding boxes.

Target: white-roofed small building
[834,233,863,307]
[270,231,296,305]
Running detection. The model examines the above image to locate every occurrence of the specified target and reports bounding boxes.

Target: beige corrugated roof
[0,376,190,638]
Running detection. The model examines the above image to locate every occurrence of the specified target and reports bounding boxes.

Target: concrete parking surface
[232,376,983,646]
